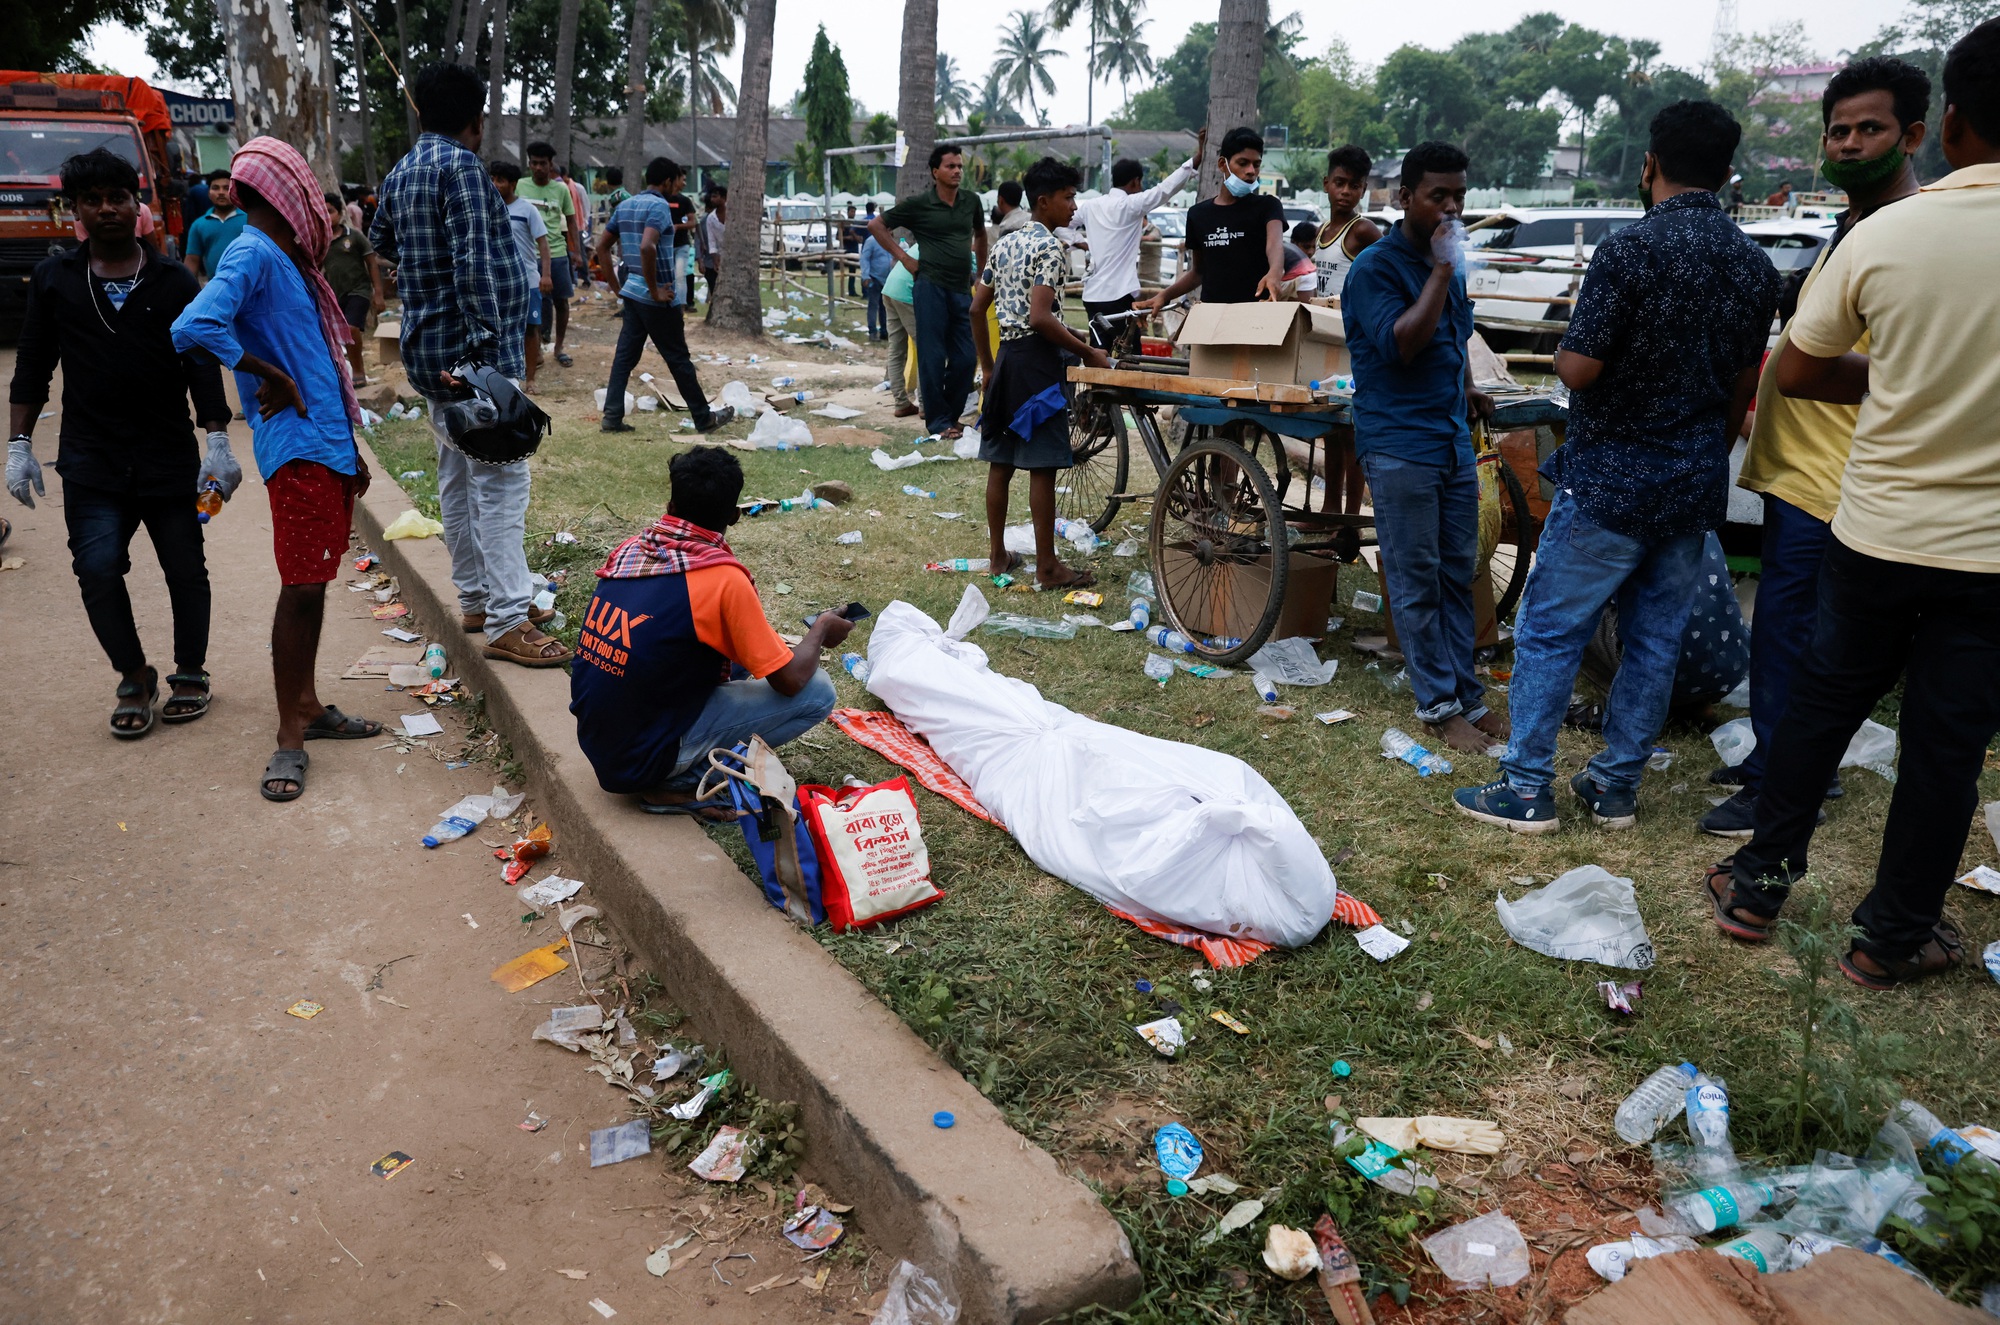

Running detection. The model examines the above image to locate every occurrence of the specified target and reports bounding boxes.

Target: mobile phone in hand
[805,602,871,627]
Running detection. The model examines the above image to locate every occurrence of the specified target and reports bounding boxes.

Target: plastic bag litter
[1423,1210,1531,1290]
[952,430,982,460]
[382,509,445,540]
[810,403,863,420]
[874,1260,957,1325]
[1495,865,1656,969]
[745,411,814,449]
[594,388,636,414]
[1247,637,1338,686]
[1711,716,1756,767]
[1840,719,1897,781]
[1585,1234,1699,1282]
[871,446,957,470]
[718,380,761,415]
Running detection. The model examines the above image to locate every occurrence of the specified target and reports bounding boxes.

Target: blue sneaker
[1570,770,1638,829]
[1454,779,1560,834]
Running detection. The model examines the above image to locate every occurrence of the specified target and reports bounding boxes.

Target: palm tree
[619,0,655,187]
[549,0,582,170]
[1044,0,1111,127]
[710,0,776,334]
[972,68,1025,127]
[991,9,1065,125]
[1093,0,1153,109]
[894,0,939,197]
[1201,0,1267,195]
[935,52,972,122]
[681,0,745,195]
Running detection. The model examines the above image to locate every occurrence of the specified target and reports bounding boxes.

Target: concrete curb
[353,441,1141,1323]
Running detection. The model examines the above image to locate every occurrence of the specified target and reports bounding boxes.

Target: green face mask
[1820,145,1906,192]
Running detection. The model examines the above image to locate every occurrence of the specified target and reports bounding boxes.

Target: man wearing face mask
[1702,56,1931,838]
[1136,126,1284,311]
[1456,101,1777,834]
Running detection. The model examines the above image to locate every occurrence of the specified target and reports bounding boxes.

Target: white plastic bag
[1247,636,1338,687]
[745,411,814,449]
[1841,719,1897,781]
[717,380,761,415]
[953,428,982,460]
[874,1260,957,1325]
[1710,716,1755,767]
[1495,865,1656,969]
[863,594,1340,947]
[594,388,636,414]
[871,447,930,471]
[1422,1210,1531,1290]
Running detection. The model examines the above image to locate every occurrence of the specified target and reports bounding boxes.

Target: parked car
[1462,207,1645,342]
[1739,215,1838,275]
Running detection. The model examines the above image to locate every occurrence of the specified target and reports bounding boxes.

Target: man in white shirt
[1068,132,1204,332]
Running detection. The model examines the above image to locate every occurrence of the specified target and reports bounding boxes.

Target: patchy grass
[366,329,2000,1322]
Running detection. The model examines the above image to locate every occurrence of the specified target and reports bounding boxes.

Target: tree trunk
[620,0,654,186]
[687,12,701,193]
[351,9,377,185]
[442,0,469,59]
[893,0,938,198]
[549,0,583,169]
[213,0,338,186]
[1200,0,1267,197]
[456,0,489,62]
[307,0,340,179]
[517,68,529,160]
[484,0,510,141]
[708,0,775,335]
[392,0,418,146]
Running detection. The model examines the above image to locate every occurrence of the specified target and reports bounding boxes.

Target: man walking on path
[322,191,386,388]
[1454,101,1777,834]
[1702,56,1931,837]
[1339,141,1498,758]
[595,157,735,437]
[9,148,237,739]
[521,142,579,367]
[1707,20,2000,990]
[172,136,386,800]
[1069,133,1201,327]
[183,170,245,283]
[869,146,988,439]
[372,63,569,672]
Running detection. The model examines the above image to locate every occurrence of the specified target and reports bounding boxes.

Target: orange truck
[0,72,182,337]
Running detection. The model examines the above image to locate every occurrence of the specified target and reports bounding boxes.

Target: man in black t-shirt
[1138,126,1285,310]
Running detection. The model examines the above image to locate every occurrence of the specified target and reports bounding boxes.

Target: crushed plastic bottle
[1145,624,1196,654]
[1055,517,1098,554]
[926,558,990,572]
[1686,1072,1736,1179]
[841,652,871,684]
[1143,653,1175,684]
[1890,1099,1998,1172]
[422,794,494,848]
[1128,570,1155,598]
[1380,728,1451,777]
[1128,597,1151,630]
[1712,1228,1788,1273]
[983,613,1076,639]
[1616,1063,1698,1143]
[422,642,447,679]
[1669,1176,1776,1233]
[901,484,936,499]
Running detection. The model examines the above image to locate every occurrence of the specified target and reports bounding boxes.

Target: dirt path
[0,352,880,1323]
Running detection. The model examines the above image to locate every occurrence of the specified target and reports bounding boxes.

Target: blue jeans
[1501,491,1703,794]
[1739,493,1832,791]
[662,670,838,790]
[863,278,886,338]
[432,414,534,641]
[911,276,975,435]
[63,478,210,675]
[1360,452,1485,724]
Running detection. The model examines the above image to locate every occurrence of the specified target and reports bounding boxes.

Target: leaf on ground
[556,1267,589,1279]
[484,1251,506,1272]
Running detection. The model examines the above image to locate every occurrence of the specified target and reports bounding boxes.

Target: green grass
[367,357,2000,1320]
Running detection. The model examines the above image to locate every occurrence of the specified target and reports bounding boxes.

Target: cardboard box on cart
[1176,302,1349,386]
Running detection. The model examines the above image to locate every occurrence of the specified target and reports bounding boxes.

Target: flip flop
[261,747,310,802]
[303,705,382,739]
[1703,859,1773,942]
[111,667,158,740]
[160,671,212,724]
[1040,568,1097,591]
[555,352,575,367]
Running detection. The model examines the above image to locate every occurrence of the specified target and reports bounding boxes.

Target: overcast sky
[90,0,1885,125]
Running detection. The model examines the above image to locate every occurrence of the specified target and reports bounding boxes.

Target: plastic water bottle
[1712,1228,1788,1273]
[927,558,990,572]
[196,481,223,523]
[788,390,813,402]
[771,375,796,388]
[1145,624,1195,654]
[1252,672,1279,704]
[1128,597,1151,630]
[1615,1063,1698,1143]
[901,484,936,498]
[841,652,871,684]
[422,642,447,679]
[1686,1072,1735,1177]
[1380,728,1452,777]
[1670,1178,1775,1233]
[1891,1100,1996,1171]
[1056,518,1098,553]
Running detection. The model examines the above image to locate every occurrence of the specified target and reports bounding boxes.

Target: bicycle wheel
[1481,457,1535,627]
[1057,390,1130,534]
[1149,436,1288,667]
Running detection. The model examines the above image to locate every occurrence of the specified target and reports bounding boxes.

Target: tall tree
[679,0,745,194]
[549,0,583,167]
[894,0,939,196]
[12,0,145,71]
[146,0,229,94]
[393,0,419,147]
[1201,0,1267,195]
[214,0,338,184]
[350,7,378,185]
[709,0,775,333]
[800,26,855,189]
[991,9,1066,125]
[1375,45,1480,145]
[1094,0,1154,110]
[486,0,512,138]
[1045,0,1119,127]
[935,52,972,122]
[619,0,655,184]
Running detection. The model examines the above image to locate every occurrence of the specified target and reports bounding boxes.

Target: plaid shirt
[371,133,528,396]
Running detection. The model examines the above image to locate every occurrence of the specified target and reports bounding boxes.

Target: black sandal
[161,671,212,724]
[111,667,159,740]
[302,705,382,740]
[1704,858,1773,943]
[1839,921,1964,991]
[261,748,310,802]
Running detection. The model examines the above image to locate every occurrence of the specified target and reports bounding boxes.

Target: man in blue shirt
[1456,100,1778,834]
[859,224,894,341]
[591,155,734,436]
[182,170,245,282]
[1341,140,1498,757]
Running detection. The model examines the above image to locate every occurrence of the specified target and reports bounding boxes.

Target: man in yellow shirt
[1702,57,1932,838]
[1706,18,2000,991]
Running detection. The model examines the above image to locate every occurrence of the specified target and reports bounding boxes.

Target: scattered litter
[689,1125,751,1182]
[651,1046,693,1081]
[810,403,863,420]
[1353,923,1411,962]
[344,643,423,679]
[1062,589,1104,608]
[497,823,553,884]
[1061,613,1104,628]
[519,1111,547,1132]
[1358,1115,1505,1155]
[1584,1233,1699,1282]
[1127,570,1155,598]
[1599,979,1643,1013]
[419,786,521,846]
[462,913,479,928]
[1187,1174,1240,1195]
[489,938,571,992]
[1113,539,1140,557]
[587,1299,615,1319]
[1134,1016,1187,1058]
[589,1119,652,1167]
[286,1000,324,1019]
[1156,1123,1204,1183]
[518,874,586,910]
[1986,938,2000,986]
[557,903,601,933]
[1710,716,1755,767]
[1352,590,1382,613]
[1313,1217,1371,1322]
[1316,709,1356,725]
[1248,636,1339,686]
[1335,1123,1439,1195]
[646,1233,696,1276]
[382,509,444,540]
[553,530,579,545]
[1647,746,1675,770]
[783,1205,846,1251]
[984,613,1077,639]
[1210,1010,1250,1035]
[533,1005,607,1050]
[873,1260,957,1325]
[369,1151,415,1180]
[401,712,445,738]
[1199,1198,1265,1246]
[1332,1060,1352,1077]
[1262,1224,1319,1280]
[1957,865,2000,896]
[668,1070,730,1121]
[1841,718,1898,780]
[1143,654,1175,685]
[381,626,421,642]
[370,602,410,620]
[1495,865,1656,969]
[833,531,863,546]
[1422,1210,1531,1289]
[484,1250,506,1272]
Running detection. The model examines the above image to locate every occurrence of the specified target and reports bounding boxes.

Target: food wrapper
[1134,1015,1187,1058]
[498,823,554,884]
[689,1125,751,1182]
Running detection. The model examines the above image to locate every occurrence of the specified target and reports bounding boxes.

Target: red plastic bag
[798,778,943,932]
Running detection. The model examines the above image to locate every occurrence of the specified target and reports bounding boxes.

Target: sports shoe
[694,405,738,433]
[1708,764,1745,788]
[1570,770,1638,829]
[1453,779,1560,834]
[1700,787,1759,838]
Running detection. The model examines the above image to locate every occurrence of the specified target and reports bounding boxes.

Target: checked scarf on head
[597,513,748,580]
[229,136,362,427]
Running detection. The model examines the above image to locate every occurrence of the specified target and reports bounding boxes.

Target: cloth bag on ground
[798,777,945,931]
[1495,865,1656,969]
[859,587,1339,947]
[698,737,826,925]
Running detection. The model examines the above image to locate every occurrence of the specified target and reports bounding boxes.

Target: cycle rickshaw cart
[1056,335,1568,670]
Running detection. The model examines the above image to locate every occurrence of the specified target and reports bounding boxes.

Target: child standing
[970,157,1111,591]
[490,160,552,389]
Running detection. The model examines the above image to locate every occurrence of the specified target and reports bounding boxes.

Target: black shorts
[340,292,371,331]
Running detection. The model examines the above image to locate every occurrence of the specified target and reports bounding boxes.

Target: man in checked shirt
[372,62,571,668]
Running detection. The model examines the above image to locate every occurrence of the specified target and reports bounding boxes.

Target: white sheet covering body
[863,593,1339,947]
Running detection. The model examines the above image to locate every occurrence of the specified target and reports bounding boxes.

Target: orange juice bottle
[196,481,223,523]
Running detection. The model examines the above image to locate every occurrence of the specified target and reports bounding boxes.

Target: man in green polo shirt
[868,145,988,439]
[521,141,580,366]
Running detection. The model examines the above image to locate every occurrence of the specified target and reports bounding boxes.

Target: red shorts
[265,459,359,585]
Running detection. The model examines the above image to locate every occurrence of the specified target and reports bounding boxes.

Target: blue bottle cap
[1135,979,1153,993]
[1165,1179,1189,1197]
[1331,1059,1353,1077]
[933,1111,955,1129]
[421,835,441,848]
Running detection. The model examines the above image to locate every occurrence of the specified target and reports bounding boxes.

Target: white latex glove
[1356,1117,1420,1152]
[198,431,243,500]
[1430,217,1466,269]
[1413,1115,1506,1155]
[6,437,44,508]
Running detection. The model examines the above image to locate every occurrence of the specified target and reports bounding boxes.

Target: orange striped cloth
[828,706,1381,967]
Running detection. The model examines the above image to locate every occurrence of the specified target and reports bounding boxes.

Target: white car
[1463,207,1645,335]
[1739,215,1839,277]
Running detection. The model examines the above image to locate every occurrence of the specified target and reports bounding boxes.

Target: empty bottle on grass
[1713,1228,1789,1273]
[1686,1072,1736,1179]
[902,484,935,499]
[1615,1063,1698,1143]
[771,376,796,388]
[1380,729,1451,777]
[1128,597,1151,630]
[1146,624,1195,654]
[841,653,871,684]
[1671,1177,1776,1233]
[1891,1100,1997,1171]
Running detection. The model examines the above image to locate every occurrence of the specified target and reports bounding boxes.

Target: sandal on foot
[1839,921,1964,990]
[261,748,310,802]
[160,671,212,724]
[483,622,572,667]
[555,351,574,367]
[1704,859,1773,942]
[303,705,382,740]
[111,667,159,740]
[639,795,738,822]
[464,604,555,633]
[1040,567,1097,591]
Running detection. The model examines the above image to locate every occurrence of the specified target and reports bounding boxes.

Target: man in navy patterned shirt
[1457,100,1778,834]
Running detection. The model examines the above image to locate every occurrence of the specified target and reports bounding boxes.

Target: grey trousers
[882,296,920,409]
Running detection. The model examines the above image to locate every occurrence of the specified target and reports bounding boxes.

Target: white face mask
[1223,172,1258,198]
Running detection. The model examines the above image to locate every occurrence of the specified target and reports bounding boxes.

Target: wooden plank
[1067,365,1318,405]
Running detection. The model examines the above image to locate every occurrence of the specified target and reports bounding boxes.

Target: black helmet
[436,362,552,465]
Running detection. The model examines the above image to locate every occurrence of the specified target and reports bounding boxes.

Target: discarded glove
[383,508,445,540]
[1358,1115,1505,1155]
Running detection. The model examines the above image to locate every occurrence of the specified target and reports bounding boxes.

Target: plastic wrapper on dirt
[874,1259,958,1325]
[1422,1210,1530,1290]
[1496,865,1655,969]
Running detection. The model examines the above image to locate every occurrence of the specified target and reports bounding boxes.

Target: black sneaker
[600,420,635,433]
[1570,769,1637,829]
[1700,787,1759,838]
[1708,764,1745,788]
[1823,774,1846,801]
[694,405,737,434]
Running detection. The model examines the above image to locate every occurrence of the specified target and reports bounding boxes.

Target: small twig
[317,1212,363,1267]
[365,953,418,991]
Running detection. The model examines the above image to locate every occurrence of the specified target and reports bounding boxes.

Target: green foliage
[1377,45,1482,145]
[6,0,143,71]
[1290,41,1394,156]
[800,25,855,188]
[143,0,227,93]
[1107,20,1210,131]
[1887,1154,2000,1301]
[1466,106,1563,189]
[990,8,1068,125]
[1855,0,1994,182]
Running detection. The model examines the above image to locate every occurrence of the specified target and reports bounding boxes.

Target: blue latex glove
[6,437,44,508]
[198,431,244,500]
